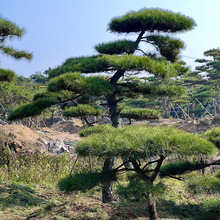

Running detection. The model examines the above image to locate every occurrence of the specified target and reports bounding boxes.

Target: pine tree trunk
[102,157,115,203]
[101,94,119,203]
[148,192,158,220]
[108,94,120,128]
[191,101,195,119]
[162,98,170,119]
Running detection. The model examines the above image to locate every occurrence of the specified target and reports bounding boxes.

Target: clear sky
[0,0,220,77]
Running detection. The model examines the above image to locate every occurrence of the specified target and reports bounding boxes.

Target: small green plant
[17,130,23,134]
[58,171,117,193]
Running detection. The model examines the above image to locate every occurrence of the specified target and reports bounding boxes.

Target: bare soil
[0,118,83,153]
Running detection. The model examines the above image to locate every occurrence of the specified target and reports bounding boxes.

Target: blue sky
[0,0,220,77]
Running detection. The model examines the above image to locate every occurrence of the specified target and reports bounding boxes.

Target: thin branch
[159,170,184,181]
[86,120,103,126]
[196,159,220,170]
[114,160,133,171]
[56,94,82,104]
[136,48,148,56]
[70,155,79,174]
[137,158,142,167]
[143,169,156,173]
[116,97,124,103]
[142,158,165,171]
[150,156,165,182]
[140,39,160,51]
[117,168,136,172]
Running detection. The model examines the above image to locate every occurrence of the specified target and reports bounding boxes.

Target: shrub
[58,171,117,193]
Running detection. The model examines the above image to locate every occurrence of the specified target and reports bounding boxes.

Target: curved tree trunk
[101,30,146,203]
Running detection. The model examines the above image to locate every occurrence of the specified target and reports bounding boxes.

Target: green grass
[0,149,219,219]
[203,196,220,219]
[0,174,219,219]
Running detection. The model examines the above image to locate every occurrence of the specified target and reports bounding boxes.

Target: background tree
[176,48,220,119]
[0,75,46,121]
[8,8,195,202]
[0,16,32,82]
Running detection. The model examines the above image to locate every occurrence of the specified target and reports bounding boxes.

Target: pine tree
[0,16,32,82]
[187,48,220,117]
[58,125,218,220]
[8,8,195,202]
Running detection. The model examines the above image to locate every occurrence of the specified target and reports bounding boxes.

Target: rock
[48,138,72,154]
[0,119,7,125]
[37,137,48,145]
[68,146,75,153]
[60,146,69,153]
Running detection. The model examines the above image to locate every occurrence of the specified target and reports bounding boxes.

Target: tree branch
[159,170,184,181]
[136,48,148,56]
[116,97,124,103]
[56,94,82,104]
[142,157,166,171]
[117,168,136,172]
[149,156,166,182]
[114,160,133,171]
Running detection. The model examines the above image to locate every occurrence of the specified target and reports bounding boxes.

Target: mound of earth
[0,121,81,153]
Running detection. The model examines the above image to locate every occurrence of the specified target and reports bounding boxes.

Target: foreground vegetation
[0,137,219,220]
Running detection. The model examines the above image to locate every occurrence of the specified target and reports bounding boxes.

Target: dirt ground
[0,118,83,152]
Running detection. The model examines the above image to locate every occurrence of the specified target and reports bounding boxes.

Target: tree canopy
[75,125,217,159]
[108,8,195,33]
[0,16,32,82]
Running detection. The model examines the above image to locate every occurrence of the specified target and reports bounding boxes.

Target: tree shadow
[0,183,46,207]
[158,199,217,220]
[108,199,213,220]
